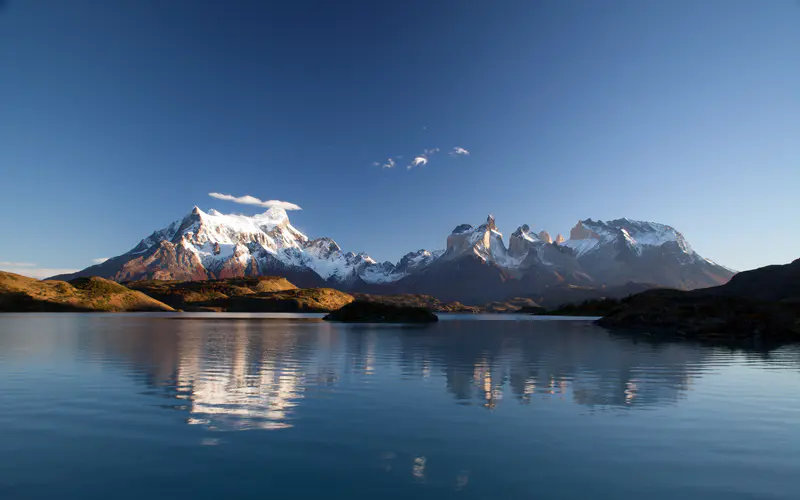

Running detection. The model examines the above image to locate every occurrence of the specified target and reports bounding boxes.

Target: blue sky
[1,0,799,278]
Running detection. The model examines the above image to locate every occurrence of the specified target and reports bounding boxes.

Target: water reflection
[2,314,799,499]
[81,317,716,430]
[2,314,794,433]
[173,324,306,430]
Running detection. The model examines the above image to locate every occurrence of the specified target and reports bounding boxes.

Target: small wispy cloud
[407,148,440,169]
[208,193,302,211]
[375,145,465,170]
[408,156,428,169]
[373,158,397,169]
[92,258,109,265]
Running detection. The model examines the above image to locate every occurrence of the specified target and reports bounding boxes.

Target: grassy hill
[0,272,174,312]
[126,276,298,310]
[127,277,352,312]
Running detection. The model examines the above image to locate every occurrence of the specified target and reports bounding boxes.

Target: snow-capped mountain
[59,206,414,285]
[53,207,735,304]
[558,218,732,290]
[375,215,733,303]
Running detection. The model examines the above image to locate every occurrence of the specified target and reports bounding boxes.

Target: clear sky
[1,0,799,278]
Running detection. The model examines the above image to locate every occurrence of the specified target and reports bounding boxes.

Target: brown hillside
[126,276,298,309]
[0,272,174,312]
[127,277,351,312]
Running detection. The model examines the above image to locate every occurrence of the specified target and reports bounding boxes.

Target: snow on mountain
[55,208,734,294]
[508,225,542,256]
[119,206,441,285]
[394,249,440,275]
[443,215,512,265]
[562,218,693,257]
[419,214,733,291]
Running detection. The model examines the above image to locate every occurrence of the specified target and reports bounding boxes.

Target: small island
[323,301,438,323]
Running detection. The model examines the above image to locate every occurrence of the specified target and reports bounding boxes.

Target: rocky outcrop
[444,215,502,260]
[508,225,540,259]
[569,220,601,241]
[323,301,438,323]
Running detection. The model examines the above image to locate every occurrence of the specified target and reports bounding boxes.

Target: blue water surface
[0,313,798,499]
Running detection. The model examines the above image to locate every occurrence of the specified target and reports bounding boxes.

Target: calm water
[1,314,799,499]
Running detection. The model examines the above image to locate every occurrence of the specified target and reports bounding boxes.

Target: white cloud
[0,261,35,267]
[0,266,79,280]
[407,148,439,169]
[408,156,429,169]
[373,158,397,169]
[208,193,302,211]
[376,145,464,170]
[92,258,109,265]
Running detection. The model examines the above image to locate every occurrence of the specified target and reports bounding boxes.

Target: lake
[1,313,798,499]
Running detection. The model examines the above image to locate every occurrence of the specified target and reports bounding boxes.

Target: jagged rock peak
[538,230,553,244]
[483,214,497,231]
[511,224,531,238]
[555,234,565,244]
[307,237,341,253]
[451,224,473,235]
[570,220,600,240]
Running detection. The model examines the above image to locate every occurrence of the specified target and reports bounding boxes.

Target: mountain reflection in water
[44,315,733,431]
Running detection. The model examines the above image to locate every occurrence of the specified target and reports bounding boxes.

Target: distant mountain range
[52,206,735,304]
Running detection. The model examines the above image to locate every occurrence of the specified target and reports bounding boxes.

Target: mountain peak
[484,214,496,231]
[262,206,289,223]
[570,220,599,240]
[57,208,734,297]
[565,217,693,256]
[511,224,531,238]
